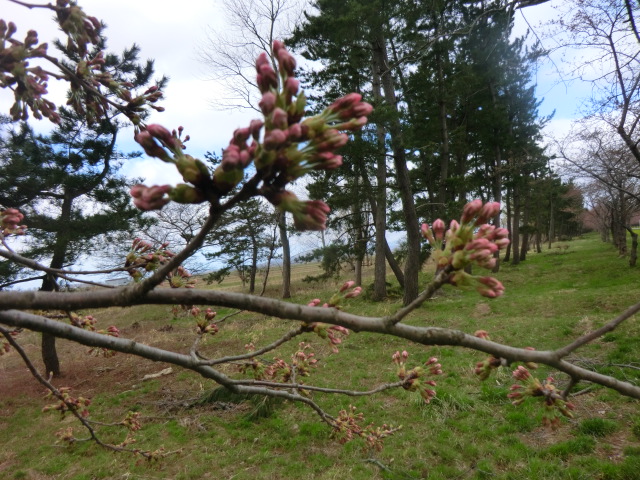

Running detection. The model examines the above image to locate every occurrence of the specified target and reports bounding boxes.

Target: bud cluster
[507,367,575,428]
[67,313,119,357]
[0,329,19,356]
[392,351,443,403]
[331,405,398,452]
[307,280,363,308]
[2,2,166,126]
[1,208,27,236]
[43,387,91,418]
[167,266,196,289]
[421,200,509,298]
[1,20,59,123]
[128,42,372,232]
[124,238,175,281]
[190,307,218,335]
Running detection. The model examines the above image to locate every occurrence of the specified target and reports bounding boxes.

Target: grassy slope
[1,233,640,480]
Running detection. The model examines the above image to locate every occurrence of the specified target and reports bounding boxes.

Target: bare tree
[552,0,640,162]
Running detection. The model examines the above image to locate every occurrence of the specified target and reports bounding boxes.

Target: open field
[1,233,640,480]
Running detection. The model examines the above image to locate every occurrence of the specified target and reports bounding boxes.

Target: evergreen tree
[0,41,164,376]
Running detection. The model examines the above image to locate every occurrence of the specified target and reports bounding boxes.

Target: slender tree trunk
[489,81,503,273]
[40,193,75,377]
[370,59,388,300]
[360,169,405,289]
[626,226,638,267]
[372,31,420,305]
[353,176,364,286]
[504,189,512,263]
[278,211,291,299]
[519,185,531,261]
[534,190,542,253]
[249,241,258,294]
[259,225,278,296]
[548,188,555,249]
[437,51,450,209]
[511,182,521,266]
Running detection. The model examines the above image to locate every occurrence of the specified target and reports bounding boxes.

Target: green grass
[1,233,640,479]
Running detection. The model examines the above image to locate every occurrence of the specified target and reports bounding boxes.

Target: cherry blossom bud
[271,108,288,129]
[130,184,171,211]
[474,330,490,339]
[351,101,373,117]
[146,124,178,150]
[263,129,287,149]
[421,223,435,243]
[476,202,501,225]
[328,93,361,115]
[284,77,300,97]
[249,119,264,140]
[287,123,303,141]
[344,286,362,298]
[272,40,285,53]
[277,48,296,76]
[259,91,277,115]
[512,366,531,381]
[340,281,355,292]
[432,219,446,240]
[134,131,171,161]
[461,199,483,224]
[308,298,321,307]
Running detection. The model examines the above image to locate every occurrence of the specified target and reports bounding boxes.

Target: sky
[0,0,586,183]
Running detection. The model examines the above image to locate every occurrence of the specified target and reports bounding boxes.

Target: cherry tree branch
[1,298,639,399]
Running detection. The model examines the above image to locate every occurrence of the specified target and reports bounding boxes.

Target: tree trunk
[371,57,388,300]
[278,211,291,299]
[489,81,503,273]
[372,31,420,305]
[360,169,405,289]
[437,51,450,209]
[626,226,638,267]
[40,193,75,377]
[504,189,512,263]
[519,185,531,261]
[511,182,521,266]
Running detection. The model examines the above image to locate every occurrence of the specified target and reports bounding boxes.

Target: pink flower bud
[344,286,362,298]
[284,77,300,97]
[271,108,288,129]
[432,219,446,241]
[512,366,531,381]
[340,281,355,292]
[351,101,373,118]
[264,129,287,149]
[249,119,264,140]
[308,298,321,307]
[476,202,501,225]
[146,124,178,150]
[272,40,285,53]
[259,91,277,115]
[421,223,435,243]
[461,199,483,224]
[328,93,361,114]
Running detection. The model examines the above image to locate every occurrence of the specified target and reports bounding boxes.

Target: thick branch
[1,302,639,399]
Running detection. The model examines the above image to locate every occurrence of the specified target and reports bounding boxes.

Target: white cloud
[0,0,260,182]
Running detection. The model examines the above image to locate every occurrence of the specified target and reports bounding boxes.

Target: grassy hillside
[1,233,639,480]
